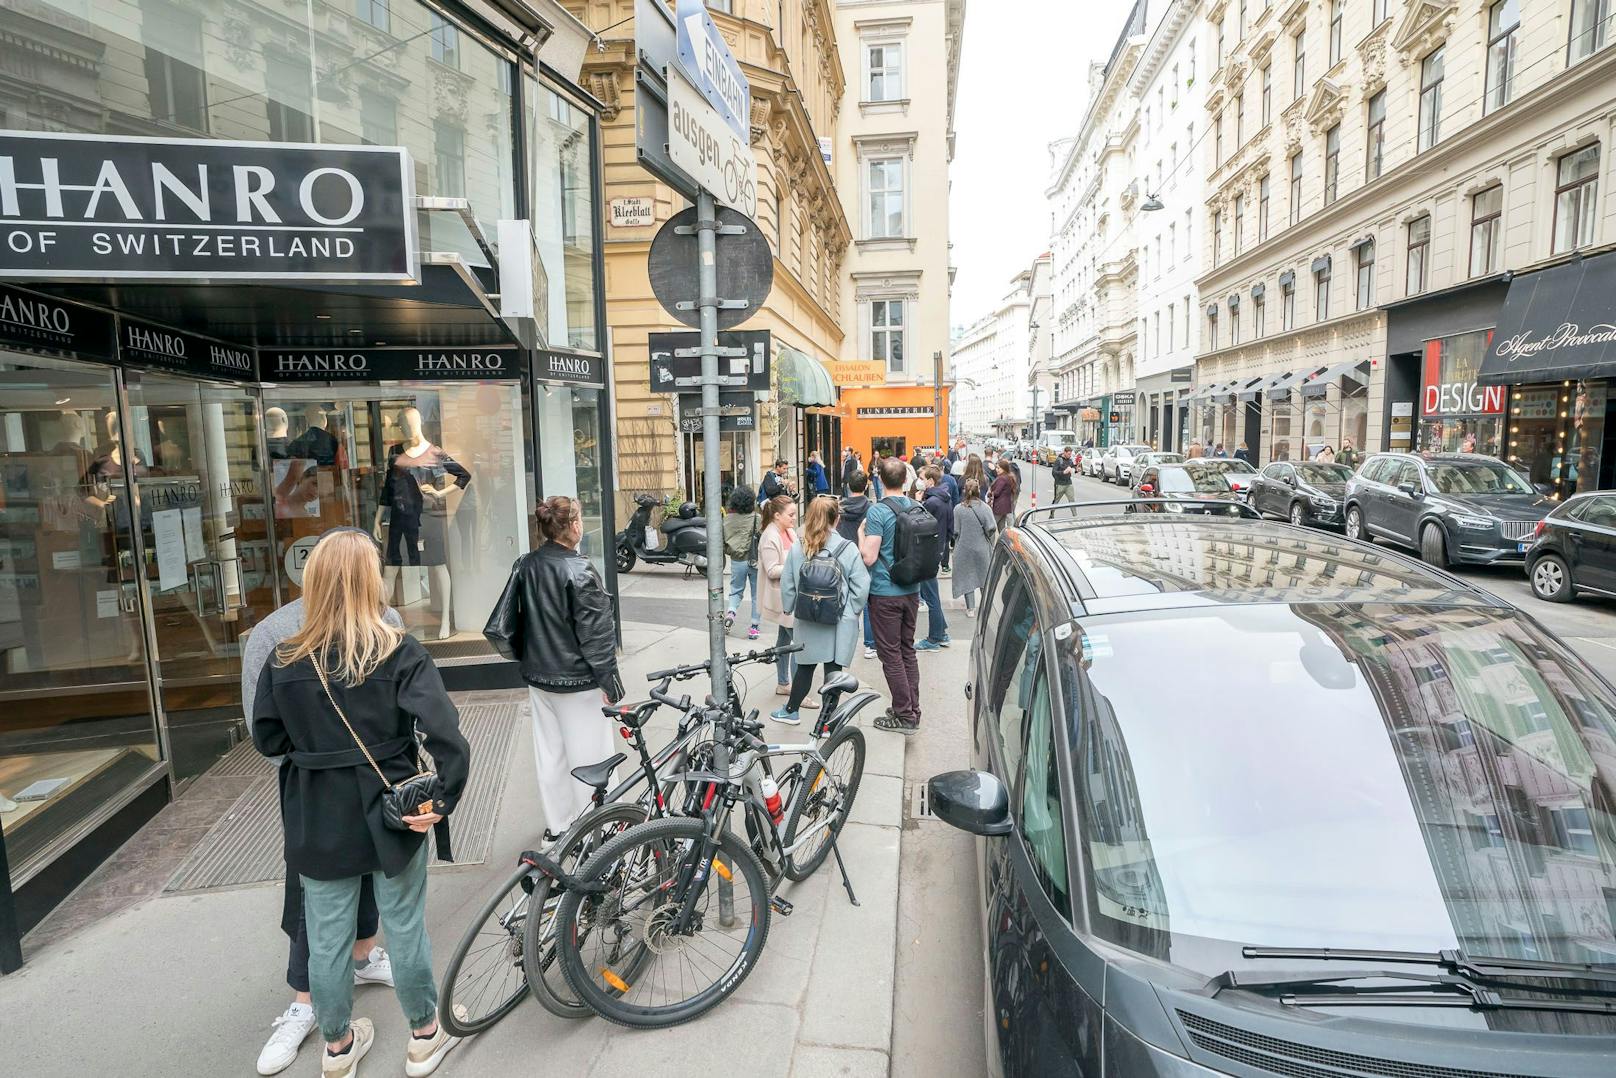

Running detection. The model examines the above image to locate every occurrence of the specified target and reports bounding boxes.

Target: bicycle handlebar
[645,642,805,682]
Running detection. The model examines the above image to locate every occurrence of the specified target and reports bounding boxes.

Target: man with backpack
[1051,447,1076,503]
[860,457,939,734]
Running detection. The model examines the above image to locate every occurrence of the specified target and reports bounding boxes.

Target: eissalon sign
[0,132,417,281]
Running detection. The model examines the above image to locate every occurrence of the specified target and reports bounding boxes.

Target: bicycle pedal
[769,895,794,917]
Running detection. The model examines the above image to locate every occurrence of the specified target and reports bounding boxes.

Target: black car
[1247,460,1354,527]
[1343,452,1553,566]
[932,509,1616,1077]
[1132,462,1243,514]
[1525,490,1616,603]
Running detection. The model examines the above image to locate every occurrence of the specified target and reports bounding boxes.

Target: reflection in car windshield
[1197,459,1257,475]
[1067,603,1616,974]
[1294,463,1353,485]
[1167,466,1231,493]
[1427,461,1534,495]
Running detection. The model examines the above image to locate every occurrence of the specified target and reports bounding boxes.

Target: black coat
[253,636,471,880]
[492,542,623,699]
[922,486,955,546]
[837,493,870,541]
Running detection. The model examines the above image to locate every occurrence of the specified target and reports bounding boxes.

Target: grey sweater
[240,598,404,722]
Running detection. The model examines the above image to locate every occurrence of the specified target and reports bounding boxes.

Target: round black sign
[648,205,774,330]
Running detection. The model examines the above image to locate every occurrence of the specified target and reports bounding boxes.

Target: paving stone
[585,999,798,1075]
[797,822,900,1053]
[792,1045,890,1078]
[860,722,907,778]
[850,772,903,829]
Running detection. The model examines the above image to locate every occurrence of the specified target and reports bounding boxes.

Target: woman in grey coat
[951,478,997,617]
[776,495,871,724]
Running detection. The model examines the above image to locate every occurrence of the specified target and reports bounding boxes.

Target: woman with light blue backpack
[775,495,871,725]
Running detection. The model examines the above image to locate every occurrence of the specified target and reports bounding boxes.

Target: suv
[930,508,1616,1077]
[1100,443,1153,484]
[1343,452,1552,567]
[1525,491,1616,603]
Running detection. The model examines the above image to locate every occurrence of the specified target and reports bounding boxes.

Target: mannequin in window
[373,406,471,639]
[289,403,338,465]
[85,409,143,514]
[264,407,292,459]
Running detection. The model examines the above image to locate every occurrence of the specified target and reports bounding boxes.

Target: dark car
[1525,490,1616,603]
[1132,462,1243,514]
[1343,452,1553,567]
[1248,460,1354,527]
[1184,455,1259,495]
[932,509,1616,1077]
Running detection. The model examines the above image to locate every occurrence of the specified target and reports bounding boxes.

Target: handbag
[312,659,446,830]
[482,566,524,660]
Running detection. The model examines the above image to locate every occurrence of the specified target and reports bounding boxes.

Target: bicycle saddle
[604,701,658,730]
[570,753,625,790]
[819,672,860,698]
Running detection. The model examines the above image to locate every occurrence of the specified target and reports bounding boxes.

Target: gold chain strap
[312,659,396,792]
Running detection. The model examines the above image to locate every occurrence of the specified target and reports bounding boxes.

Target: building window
[355,0,388,30]
[1184,295,1192,344]
[430,13,460,68]
[1171,64,1180,106]
[1323,123,1340,205]
[142,5,208,132]
[1257,174,1271,242]
[1288,150,1302,226]
[1469,186,1501,276]
[870,299,906,373]
[1355,239,1375,310]
[1553,145,1600,254]
[1375,0,1392,24]
[359,88,396,146]
[1254,292,1266,337]
[867,43,904,101]
[1230,301,1242,345]
[1215,110,1224,165]
[1407,214,1430,295]
[1315,263,1331,321]
[1261,63,1272,126]
[1484,0,1520,114]
[1169,222,1176,262]
[1568,0,1611,64]
[1217,19,1225,66]
[867,157,905,238]
[1168,302,1176,349]
[1233,193,1245,255]
[1212,208,1222,265]
[1292,30,1306,101]
[1184,209,1193,262]
[1239,0,1247,36]
[1329,0,1344,66]
[1153,312,1161,356]
[1208,309,1219,349]
[1281,278,1296,330]
[434,119,465,197]
[1234,93,1245,146]
[1365,90,1386,181]
[265,54,313,143]
[1418,46,1444,151]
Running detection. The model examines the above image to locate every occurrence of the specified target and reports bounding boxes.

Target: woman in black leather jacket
[489,496,623,841]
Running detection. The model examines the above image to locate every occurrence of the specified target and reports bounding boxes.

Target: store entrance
[125,373,275,783]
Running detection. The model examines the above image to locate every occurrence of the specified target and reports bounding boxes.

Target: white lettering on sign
[546,353,594,378]
[210,343,254,372]
[856,405,934,418]
[1423,381,1505,416]
[0,291,70,334]
[125,325,186,357]
[666,66,757,217]
[1495,322,1616,362]
[417,352,506,372]
[274,352,369,374]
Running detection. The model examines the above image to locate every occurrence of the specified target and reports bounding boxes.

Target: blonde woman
[253,530,470,1078]
[757,494,799,695]
[776,496,870,724]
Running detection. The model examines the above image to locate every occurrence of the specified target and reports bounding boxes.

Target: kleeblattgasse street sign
[0,132,418,282]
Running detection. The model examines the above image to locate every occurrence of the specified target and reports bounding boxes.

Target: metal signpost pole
[695,190,730,705]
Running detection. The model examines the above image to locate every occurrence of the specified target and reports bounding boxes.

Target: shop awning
[1183,381,1226,402]
[1478,251,1616,385]
[777,345,837,407]
[1301,358,1372,398]
[1264,369,1307,399]
[1236,377,1267,403]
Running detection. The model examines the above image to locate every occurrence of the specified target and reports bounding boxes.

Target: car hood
[1433,492,1554,517]
[1303,479,1348,497]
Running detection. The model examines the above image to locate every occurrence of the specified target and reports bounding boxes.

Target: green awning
[777,345,836,407]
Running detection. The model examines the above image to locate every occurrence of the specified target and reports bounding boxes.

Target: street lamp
[1141,192,1165,212]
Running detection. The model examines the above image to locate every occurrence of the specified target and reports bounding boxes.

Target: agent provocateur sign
[1494,322,1616,363]
[263,347,524,381]
[0,132,417,281]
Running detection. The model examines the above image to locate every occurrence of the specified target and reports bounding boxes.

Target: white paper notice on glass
[96,589,120,619]
[152,509,188,591]
[181,506,205,563]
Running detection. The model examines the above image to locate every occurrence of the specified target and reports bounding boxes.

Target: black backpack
[881,497,941,586]
[795,538,847,625]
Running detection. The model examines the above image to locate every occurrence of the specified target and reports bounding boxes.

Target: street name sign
[675,0,750,143]
[666,64,756,217]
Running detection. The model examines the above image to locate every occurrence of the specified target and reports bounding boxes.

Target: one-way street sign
[675,0,750,142]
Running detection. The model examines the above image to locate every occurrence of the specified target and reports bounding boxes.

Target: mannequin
[290,403,338,465]
[264,407,291,459]
[374,406,471,639]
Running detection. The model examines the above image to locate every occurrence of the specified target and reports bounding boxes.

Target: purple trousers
[869,593,921,724]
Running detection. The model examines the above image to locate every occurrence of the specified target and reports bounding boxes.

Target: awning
[1478,251,1616,385]
[1182,382,1219,402]
[1264,369,1307,399]
[1236,376,1267,403]
[777,345,837,406]
[1301,358,1372,398]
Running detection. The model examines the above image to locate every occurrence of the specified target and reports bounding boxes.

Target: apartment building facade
[952,267,1033,439]
[1194,0,1616,494]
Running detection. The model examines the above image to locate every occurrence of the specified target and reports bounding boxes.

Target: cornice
[1390,0,1457,62]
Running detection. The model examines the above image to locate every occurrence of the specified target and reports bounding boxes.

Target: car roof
[1018,515,1503,617]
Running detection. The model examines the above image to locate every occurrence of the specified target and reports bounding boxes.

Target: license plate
[1518,542,1531,553]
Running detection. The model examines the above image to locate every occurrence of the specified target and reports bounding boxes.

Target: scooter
[615,494,708,574]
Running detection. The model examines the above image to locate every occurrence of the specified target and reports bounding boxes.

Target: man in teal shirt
[860,457,922,733]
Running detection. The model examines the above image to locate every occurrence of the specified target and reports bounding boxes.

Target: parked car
[931,508,1616,1078]
[1248,460,1354,527]
[1100,443,1154,484]
[1343,452,1554,567]
[1525,491,1616,603]
[1127,451,1184,488]
[1132,462,1244,514]
[1188,455,1259,495]
[1080,447,1104,478]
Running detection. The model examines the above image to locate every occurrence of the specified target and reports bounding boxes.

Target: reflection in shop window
[355,0,389,31]
[265,53,314,142]
[434,120,466,199]
[142,0,208,132]
[530,80,599,351]
[359,89,397,146]
[430,12,460,68]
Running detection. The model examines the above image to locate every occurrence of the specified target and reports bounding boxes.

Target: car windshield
[1063,603,1616,974]
[1118,445,1152,456]
[1426,460,1535,495]
[1159,466,1229,493]
[1294,463,1353,485]
[1198,458,1257,475]
[1147,453,1184,464]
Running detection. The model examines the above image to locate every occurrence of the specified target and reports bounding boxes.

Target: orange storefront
[831,377,952,464]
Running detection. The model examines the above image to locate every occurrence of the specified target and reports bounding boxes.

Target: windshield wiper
[1212,968,1616,1014]
[1243,946,1616,987]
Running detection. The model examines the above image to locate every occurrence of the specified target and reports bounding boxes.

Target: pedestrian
[916,467,953,651]
[838,469,871,541]
[722,485,762,641]
[1051,447,1075,503]
[1318,444,1337,464]
[758,495,802,701]
[252,529,471,1078]
[1185,440,1203,459]
[805,450,830,494]
[773,496,871,724]
[759,458,794,503]
[1213,443,1228,458]
[861,457,925,733]
[1338,438,1360,470]
[841,447,859,486]
[1234,441,1251,463]
[869,450,885,500]
[487,496,624,841]
[952,479,995,617]
[964,452,988,497]
[989,459,1019,530]
[900,454,918,495]
[242,529,401,1077]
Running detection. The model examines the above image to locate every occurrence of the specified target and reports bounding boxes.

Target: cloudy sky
[948,0,1138,329]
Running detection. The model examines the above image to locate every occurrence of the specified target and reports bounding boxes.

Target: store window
[1470,186,1502,276]
[1269,396,1295,462]
[537,385,608,580]
[1553,145,1600,254]
[1508,381,1606,498]
[1418,331,1505,457]
[530,79,600,351]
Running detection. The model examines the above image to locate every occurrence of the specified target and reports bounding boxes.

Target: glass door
[125,373,274,784]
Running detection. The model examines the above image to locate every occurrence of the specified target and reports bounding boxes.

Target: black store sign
[0,281,114,358]
[120,318,255,381]
[535,348,606,387]
[264,347,524,381]
[0,132,417,282]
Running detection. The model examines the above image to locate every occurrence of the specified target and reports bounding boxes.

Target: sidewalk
[0,620,907,1077]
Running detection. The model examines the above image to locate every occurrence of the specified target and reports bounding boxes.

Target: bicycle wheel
[782,724,865,881]
[555,816,771,1029]
[438,863,534,1036]
[521,802,650,1019]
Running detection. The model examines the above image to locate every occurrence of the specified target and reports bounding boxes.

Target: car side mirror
[1534,483,1553,496]
[1398,482,1421,497]
[928,770,1013,836]
[1138,483,1155,494]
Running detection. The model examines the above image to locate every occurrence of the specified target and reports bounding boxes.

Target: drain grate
[905,782,938,827]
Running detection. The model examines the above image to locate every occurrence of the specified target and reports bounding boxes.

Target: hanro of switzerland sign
[0,132,417,282]
[120,318,255,381]
[264,347,522,381]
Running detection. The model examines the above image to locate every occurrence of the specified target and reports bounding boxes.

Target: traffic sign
[649,329,771,392]
[648,206,773,329]
[667,64,756,217]
[679,390,755,412]
[679,406,757,434]
[675,0,750,142]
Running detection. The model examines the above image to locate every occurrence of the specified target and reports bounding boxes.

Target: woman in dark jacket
[989,459,1019,529]
[486,496,623,842]
[253,529,470,1076]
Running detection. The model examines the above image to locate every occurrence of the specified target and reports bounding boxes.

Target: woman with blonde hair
[757,494,799,696]
[776,495,870,724]
[254,530,470,1078]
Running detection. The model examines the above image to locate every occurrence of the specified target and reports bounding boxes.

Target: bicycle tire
[437,863,534,1036]
[521,802,650,1019]
[782,724,865,882]
[554,816,772,1029]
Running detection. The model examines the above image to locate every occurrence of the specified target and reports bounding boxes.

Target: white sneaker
[404,1016,463,1077]
[321,1017,373,1078]
[257,1002,317,1075]
[864,646,877,659]
[353,946,394,987]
